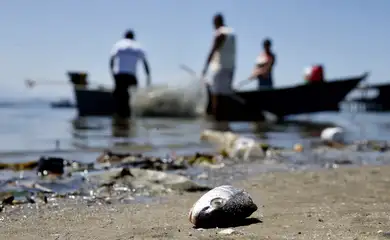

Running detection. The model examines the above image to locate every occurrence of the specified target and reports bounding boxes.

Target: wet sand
[1,165,390,240]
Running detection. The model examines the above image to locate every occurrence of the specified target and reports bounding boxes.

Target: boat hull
[347,83,390,111]
[74,87,115,116]
[73,72,368,121]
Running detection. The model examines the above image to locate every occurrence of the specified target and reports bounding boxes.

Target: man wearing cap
[109,30,151,119]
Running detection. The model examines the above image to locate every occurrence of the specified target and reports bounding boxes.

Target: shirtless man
[201,13,236,117]
[109,29,151,119]
[249,38,276,89]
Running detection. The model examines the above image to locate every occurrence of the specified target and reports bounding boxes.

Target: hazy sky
[0,0,388,99]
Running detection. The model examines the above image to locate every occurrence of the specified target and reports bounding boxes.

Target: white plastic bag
[130,75,209,118]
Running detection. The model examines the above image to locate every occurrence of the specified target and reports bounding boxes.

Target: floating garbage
[229,137,266,160]
[188,185,258,228]
[200,129,271,160]
[321,127,345,144]
[200,129,239,149]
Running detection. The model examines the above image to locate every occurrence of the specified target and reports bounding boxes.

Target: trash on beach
[0,182,51,210]
[293,143,304,152]
[96,150,143,163]
[0,157,93,175]
[320,127,346,147]
[87,167,211,197]
[0,160,38,171]
[230,137,266,160]
[96,150,187,171]
[185,152,225,168]
[200,129,267,160]
[37,157,95,177]
[350,140,390,152]
[37,157,66,176]
[200,129,238,148]
[97,150,227,170]
[188,185,258,228]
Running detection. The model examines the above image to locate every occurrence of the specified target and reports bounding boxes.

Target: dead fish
[188,185,258,228]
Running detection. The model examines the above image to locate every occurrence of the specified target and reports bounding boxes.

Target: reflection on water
[2,104,390,158]
[2,107,390,195]
[111,116,132,138]
[209,121,231,132]
[68,115,344,153]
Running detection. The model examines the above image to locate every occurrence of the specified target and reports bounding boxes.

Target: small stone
[197,173,208,180]
[218,228,236,235]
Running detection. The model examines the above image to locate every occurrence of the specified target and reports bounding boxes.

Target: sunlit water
[1,99,390,196]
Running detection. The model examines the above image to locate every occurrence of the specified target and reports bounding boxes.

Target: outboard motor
[304,65,325,83]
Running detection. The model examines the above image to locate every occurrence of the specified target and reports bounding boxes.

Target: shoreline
[1,164,390,239]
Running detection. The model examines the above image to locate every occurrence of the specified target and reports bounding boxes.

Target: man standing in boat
[109,29,151,119]
[201,13,236,118]
[248,38,276,89]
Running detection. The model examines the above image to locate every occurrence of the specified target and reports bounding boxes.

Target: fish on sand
[188,185,258,228]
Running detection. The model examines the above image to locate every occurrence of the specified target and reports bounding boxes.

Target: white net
[130,75,209,118]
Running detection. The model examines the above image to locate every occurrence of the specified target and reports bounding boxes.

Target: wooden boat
[50,99,76,109]
[344,82,390,111]
[68,71,368,121]
[207,72,368,121]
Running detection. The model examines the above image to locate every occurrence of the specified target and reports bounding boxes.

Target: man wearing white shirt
[109,30,151,118]
[201,13,236,118]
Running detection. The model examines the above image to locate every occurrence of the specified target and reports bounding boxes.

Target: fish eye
[210,197,225,209]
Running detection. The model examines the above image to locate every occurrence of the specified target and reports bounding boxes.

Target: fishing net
[130,75,209,118]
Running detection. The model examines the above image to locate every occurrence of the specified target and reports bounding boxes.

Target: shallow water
[1,100,390,199]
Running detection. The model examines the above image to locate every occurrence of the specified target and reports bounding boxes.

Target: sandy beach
[1,165,390,240]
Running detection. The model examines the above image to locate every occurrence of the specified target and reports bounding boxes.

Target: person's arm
[109,45,117,76]
[248,54,275,80]
[109,56,114,75]
[248,66,261,80]
[143,59,151,86]
[139,50,151,86]
[201,33,226,77]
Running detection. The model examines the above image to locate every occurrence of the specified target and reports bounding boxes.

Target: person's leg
[211,95,218,117]
[211,69,234,121]
[257,76,264,90]
[126,74,138,117]
[122,81,130,118]
[113,74,121,117]
[114,74,130,119]
[211,70,223,117]
[257,75,273,90]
